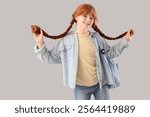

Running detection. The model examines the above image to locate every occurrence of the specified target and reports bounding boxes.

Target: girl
[31,3,134,100]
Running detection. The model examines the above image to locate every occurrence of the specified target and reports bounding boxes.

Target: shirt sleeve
[34,42,62,64]
[103,38,130,59]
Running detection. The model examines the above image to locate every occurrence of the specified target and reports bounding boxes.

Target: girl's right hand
[32,30,44,48]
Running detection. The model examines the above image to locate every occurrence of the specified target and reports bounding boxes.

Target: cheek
[77,17,83,21]
[90,20,94,25]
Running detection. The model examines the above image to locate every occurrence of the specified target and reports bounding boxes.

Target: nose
[85,17,91,24]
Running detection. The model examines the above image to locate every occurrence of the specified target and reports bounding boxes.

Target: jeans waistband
[75,83,99,89]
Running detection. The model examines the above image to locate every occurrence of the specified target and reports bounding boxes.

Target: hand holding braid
[92,24,134,40]
[31,24,134,41]
[31,25,50,38]
[31,18,75,39]
[124,29,135,42]
[31,4,135,41]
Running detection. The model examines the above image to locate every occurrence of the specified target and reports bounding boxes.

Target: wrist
[37,41,44,48]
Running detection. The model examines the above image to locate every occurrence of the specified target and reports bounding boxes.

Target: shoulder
[90,31,108,46]
[64,31,74,39]
[58,31,75,45]
[91,31,105,41]
[90,31,101,39]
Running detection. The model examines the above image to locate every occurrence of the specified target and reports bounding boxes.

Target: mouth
[83,22,90,26]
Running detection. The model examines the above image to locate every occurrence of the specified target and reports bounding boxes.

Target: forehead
[83,12,93,17]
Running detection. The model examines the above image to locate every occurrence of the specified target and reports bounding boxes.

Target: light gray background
[0,0,149,100]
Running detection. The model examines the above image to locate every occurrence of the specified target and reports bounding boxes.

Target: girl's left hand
[125,29,135,42]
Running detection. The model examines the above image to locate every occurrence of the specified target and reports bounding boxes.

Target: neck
[76,26,88,34]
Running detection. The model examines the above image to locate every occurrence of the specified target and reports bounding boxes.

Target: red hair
[31,3,131,40]
[72,4,97,22]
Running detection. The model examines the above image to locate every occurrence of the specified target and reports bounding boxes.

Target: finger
[126,30,130,36]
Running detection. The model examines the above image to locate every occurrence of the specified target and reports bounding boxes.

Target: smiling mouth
[83,22,90,25]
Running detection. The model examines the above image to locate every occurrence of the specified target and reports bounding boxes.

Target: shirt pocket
[59,45,73,62]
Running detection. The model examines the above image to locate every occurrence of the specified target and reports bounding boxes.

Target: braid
[31,18,76,39]
[92,24,127,40]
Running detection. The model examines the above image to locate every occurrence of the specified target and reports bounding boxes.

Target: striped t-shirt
[76,32,98,86]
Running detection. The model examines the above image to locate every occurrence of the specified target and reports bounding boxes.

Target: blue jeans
[74,83,110,100]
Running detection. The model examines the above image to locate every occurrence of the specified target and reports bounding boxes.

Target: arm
[34,43,61,64]
[103,39,129,59]
[103,29,135,59]
[33,30,62,64]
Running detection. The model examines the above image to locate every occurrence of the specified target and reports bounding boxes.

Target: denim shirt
[34,31,129,89]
